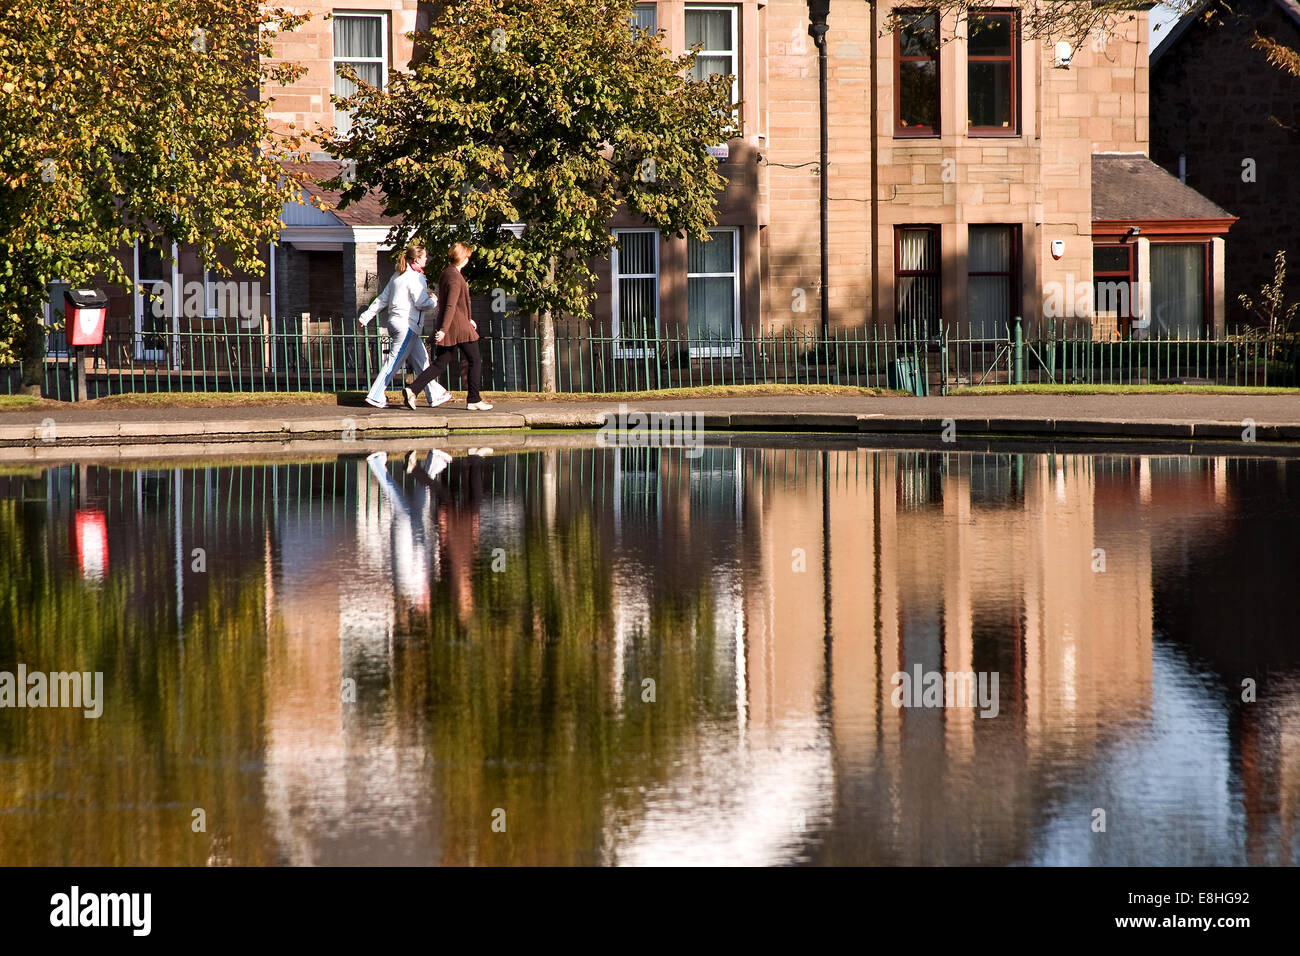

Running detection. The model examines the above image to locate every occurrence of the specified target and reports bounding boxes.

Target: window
[895,226,941,335]
[333,13,387,137]
[44,281,70,357]
[896,10,939,136]
[1150,243,1207,337]
[1092,244,1136,338]
[686,6,738,106]
[689,448,744,522]
[968,225,1018,338]
[967,10,1017,134]
[612,230,659,357]
[687,228,740,356]
[135,239,171,361]
[630,3,657,34]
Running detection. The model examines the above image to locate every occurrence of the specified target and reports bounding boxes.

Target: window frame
[611,228,661,359]
[1092,242,1136,338]
[966,8,1019,137]
[967,224,1021,339]
[894,224,942,336]
[332,11,389,136]
[894,8,941,138]
[1149,240,1212,338]
[685,4,739,107]
[630,2,658,35]
[687,226,742,358]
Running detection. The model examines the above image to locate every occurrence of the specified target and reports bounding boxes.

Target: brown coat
[432,264,477,346]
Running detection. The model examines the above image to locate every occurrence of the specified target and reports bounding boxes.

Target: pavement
[1,394,1298,453]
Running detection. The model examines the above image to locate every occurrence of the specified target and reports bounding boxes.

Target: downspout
[870,0,879,329]
[810,7,831,340]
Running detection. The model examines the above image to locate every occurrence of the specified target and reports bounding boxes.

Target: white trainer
[467,401,494,411]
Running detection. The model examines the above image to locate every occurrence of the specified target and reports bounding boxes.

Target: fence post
[1013,315,1025,385]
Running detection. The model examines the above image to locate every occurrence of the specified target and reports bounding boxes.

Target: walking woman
[359,242,451,410]
[406,242,492,411]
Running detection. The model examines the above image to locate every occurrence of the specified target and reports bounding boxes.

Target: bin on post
[64,288,109,401]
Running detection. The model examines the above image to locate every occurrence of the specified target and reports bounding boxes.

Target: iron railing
[3,315,1297,399]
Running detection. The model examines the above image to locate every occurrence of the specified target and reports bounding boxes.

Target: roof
[284,160,401,227]
[1152,0,1300,67]
[1092,153,1236,221]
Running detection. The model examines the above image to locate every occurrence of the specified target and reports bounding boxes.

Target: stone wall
[1150,0,1300,325]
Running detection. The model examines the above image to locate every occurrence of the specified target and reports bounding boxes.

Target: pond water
[1,442,1297,866]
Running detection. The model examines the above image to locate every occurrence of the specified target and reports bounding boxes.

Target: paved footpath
[1,394,1298,449]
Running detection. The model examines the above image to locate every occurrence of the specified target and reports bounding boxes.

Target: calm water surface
[1,443,1297,865]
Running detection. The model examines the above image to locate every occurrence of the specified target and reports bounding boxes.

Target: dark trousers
[411,339,482,404]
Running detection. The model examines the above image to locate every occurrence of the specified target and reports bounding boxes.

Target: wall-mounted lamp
[1054,41,1073,69]
[1123,226,1141,243]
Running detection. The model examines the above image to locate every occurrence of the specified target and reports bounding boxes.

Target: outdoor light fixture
[1054,41,1073,69]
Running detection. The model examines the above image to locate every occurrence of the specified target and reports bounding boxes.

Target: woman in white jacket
[359,242,451,409]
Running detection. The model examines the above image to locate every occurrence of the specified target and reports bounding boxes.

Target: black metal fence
[4,315,1297,400]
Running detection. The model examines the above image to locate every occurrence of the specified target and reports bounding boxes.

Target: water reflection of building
[5,449,1297,866]
[598,446,1297,864]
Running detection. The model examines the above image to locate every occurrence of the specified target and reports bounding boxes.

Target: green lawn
[953,384,1300,396]
[2,384,906,411]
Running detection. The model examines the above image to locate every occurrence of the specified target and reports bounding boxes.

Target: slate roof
[284,160,401,227]
[1092,153,1236,221]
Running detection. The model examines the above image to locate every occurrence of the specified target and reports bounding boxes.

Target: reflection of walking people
[359,242,452,410]
[364,449,452,610]
[409,450,488,624]
[406,242,493,411]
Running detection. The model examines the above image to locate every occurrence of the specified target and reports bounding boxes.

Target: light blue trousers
[366,323,445,406]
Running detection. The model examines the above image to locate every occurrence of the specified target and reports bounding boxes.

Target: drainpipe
[809,1,831,342]
[869,0,879,331]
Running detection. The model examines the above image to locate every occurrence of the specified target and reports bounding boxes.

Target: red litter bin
[65,288,109,346]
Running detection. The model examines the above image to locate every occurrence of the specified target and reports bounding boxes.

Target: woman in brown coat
[406,242,492,410]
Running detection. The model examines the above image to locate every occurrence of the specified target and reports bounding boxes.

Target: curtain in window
[631,4,657,33]
[687,235,736,343]
[1150,244,1205,336]
[686,10,731,49]
[968,226,1012,338]
[896,229,939,335]
[335,16,382,58]
[687,11,732,83]
[334,17,383,135]
[617,233,656,336]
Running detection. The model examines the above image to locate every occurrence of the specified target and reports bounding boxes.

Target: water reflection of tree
[0,487,275,866]
[405,452,733,865]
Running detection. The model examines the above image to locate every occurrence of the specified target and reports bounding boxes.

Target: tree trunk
[538,257,557,392]
[539,308,557,392]
[18,297,45,397]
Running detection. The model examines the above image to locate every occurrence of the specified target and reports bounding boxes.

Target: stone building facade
[83,1,1241,364]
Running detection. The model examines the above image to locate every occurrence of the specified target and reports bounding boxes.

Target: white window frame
[685,4,740,108]
[630,3,658,34]
[687,227,741,358]
[332,11,389,136]
[133,238,178,364]
[611,229,660,359]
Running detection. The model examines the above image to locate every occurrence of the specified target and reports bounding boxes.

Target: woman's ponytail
[395,242,425,274]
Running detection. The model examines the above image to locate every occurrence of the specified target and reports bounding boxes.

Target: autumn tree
[0,0,309,394]
[327,0,733,392]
